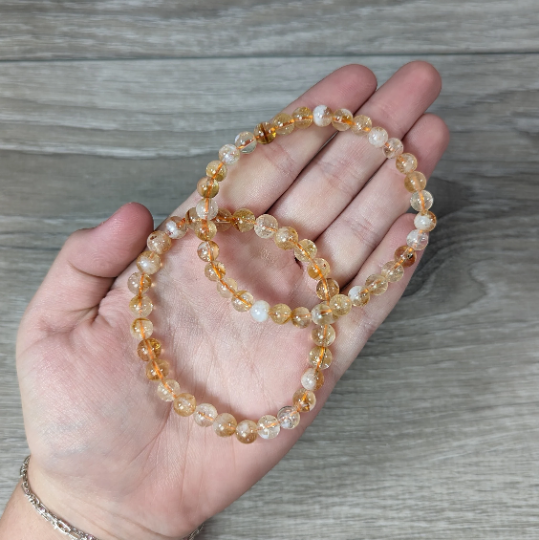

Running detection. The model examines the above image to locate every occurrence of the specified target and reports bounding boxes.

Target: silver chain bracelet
[20,455,203,540]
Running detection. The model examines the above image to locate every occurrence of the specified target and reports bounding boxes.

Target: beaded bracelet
[128,105,436,444]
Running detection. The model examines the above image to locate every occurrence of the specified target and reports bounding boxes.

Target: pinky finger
[329,213,427,381]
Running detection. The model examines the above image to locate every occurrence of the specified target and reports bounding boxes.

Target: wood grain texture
[1,51,539,539]
[0,1,538,60]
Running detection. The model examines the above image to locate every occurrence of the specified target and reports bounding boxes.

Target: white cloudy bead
[218,143,240,165]
[195,198,218,220]
[257,415,281,439]
[407,229,429,250]
[368,127,389,147]
[414,212,435,231]
[313,105,332,127]
[250,300,270,323]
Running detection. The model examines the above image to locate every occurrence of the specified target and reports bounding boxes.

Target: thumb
[22,202,154,337]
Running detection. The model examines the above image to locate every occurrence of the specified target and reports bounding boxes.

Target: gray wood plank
[0,1,538,60]
[2,54,539,539]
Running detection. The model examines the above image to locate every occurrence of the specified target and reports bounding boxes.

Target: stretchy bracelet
[128,105,436,443]
[20,456,203,540]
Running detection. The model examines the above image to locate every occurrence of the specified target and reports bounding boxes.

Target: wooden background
[1,1,539,538]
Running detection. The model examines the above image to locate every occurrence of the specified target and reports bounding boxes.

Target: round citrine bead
[206,160,227,182]
[254,122,276,144]
[213,413,237,437]
[269,303,292,324]
[293,388,316,412]
[272,112,295,135]
[292,106,313,129]
[235,420,259,444]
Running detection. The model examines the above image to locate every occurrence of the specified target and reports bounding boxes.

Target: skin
[0,61,449,540]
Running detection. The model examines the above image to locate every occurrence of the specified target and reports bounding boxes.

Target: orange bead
[197,176,220,198]
[307,258,330,279]
[404,171,427,193]
[137,338,162,362]
[394,245,417,267]
[254,121,276,144]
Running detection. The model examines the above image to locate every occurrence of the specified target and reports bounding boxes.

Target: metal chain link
[20,455,203,540]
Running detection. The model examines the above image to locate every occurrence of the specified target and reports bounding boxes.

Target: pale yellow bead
[156,379,181,402]
[308,346,333,370]
[301,368,324,391]
[351,114,372,134]
[235,419,259,444]
[232,290,253,312]
[329,294,352,317]
[137,338,161,362]
[206,160,227,182]
[274,226,299,250]
[254,214,278,239]
[234,131,257,154]
[316,278,340,301]
[396,153,418,174]
[129,295,153,318]
[185,207,200,229]
[194,403,218,427]
[197,176,220,198]
[383,138,404,159]
[277,406,300,429]
[215,208,233,231]
[293,239,317,262]
[145,359,170,381]
[213,413,237,437]
[331,108,353,131]
[293,388,316,412]
[204,262,226,282]
[311,324,335,347]
[269,303,291,324]
[173,393,196,417]
[292,106,313,129]
[197,241,219,262]
[311,303,336,325]
[272,112,295,135]
[365,274,389,295]
[127,272,151,295]
[216,277,238,298]
[136,251,161,275]
[348,286,370,307]
[194,220,217,241]
[404,171,427,193]
[130,318,153,339]
[307,258,330,279]
[147,230,172,254]
[381,261,404,282]
[233,208,255,232]
[291,307,312,329]
[257,415,281,439]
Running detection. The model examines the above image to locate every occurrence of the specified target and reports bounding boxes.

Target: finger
[171,63,378,218]
[317,112,450,286]
[20,203,154,337]
[269,60,442,238]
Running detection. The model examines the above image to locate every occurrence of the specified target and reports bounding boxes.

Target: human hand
[7,61,448,540]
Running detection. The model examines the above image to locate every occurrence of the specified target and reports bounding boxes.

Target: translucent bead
[348,286,370,307]
[197,241,219,262]
[185,207,201,229]
[196,197,218,220]
[216,277,238,298]
[311,324,336,347]
[213,413,237,437]
[365,274,389,295]
[251,300,270,322]
[301,368,324,391]
[194,220,217,241]
[234,131,257,153]
[127,272,151,295]
[293,388,316,412]
[156,379,181,402]
[136,251,161,275]
[316,278,340,300]
[129,295,153,318]
[269,303,291,324]
[257,415,281,439]
[233,208,255,232]
[205,262,226,281]
[236,419,259,444]
[308,346,333,370]
[254,214,278,238]
[404,171,427,193]
[197,176,220,198]
[194,403,218,427]
[368,127,389,147]
[206,160,227,182]
[331,108,353,131]
[145,359,170,381]
[313,105,332,127]
[407,229,429,251]
[215,208,233,231]
[396,153,418,174]
[232,290,253,312]
[272,112,295,135]
[292,106,313,129]
[311,303,336,325]
[291,307,312,329]
[410,190,434,212]
[277,406,300,429]
[164,216,188,239]
[137,338,162,361]
[147,230,172,254]
[173,393,196,417]
[329,294,352,317]
[351,114,372,134]
[381,261,404,282]
[130,318,153,339]
[218,143,240,165]
[254,121,276,144]
[293,239,317,262]
[274,226,299,250]
[414,211,437,231]
[394,245,417,267]
[383,138,404,159]
[307,258,330,279]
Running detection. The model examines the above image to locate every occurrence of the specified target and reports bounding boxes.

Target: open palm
[14,62,448,540]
